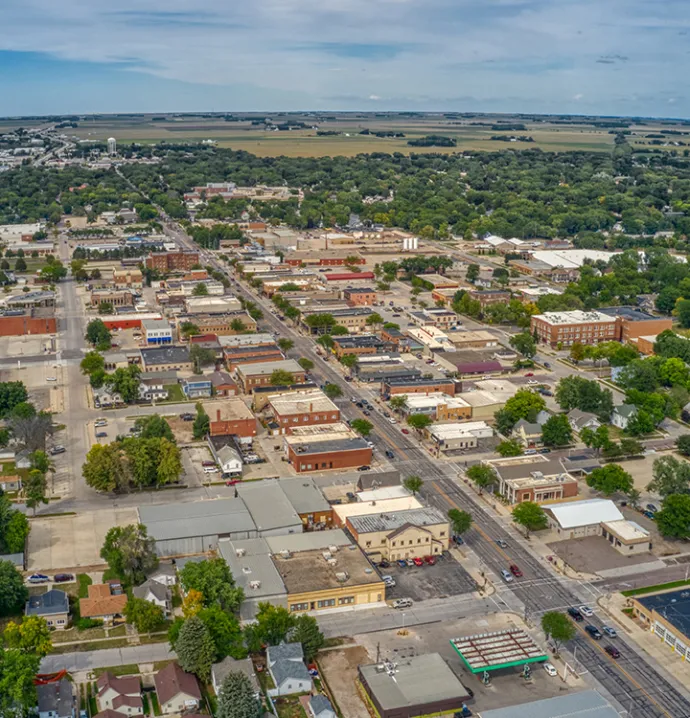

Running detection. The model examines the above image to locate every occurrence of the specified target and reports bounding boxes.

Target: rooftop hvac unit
[327,558,338,567]
[328,545,339,553]
[335,571,349,582]
[242,567,252,574]
[322,551,332,561]
[248,580,261,590]
[236,548,246,557]
[280,550,292,559]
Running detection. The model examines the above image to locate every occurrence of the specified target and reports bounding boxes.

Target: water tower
[107,137,117,155]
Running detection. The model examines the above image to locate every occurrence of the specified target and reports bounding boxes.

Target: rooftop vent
[248,580,261,590]
[335,571,349,582]
[280,550,292,559]
[236,548,246,558]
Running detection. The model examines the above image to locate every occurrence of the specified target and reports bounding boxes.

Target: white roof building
[530,249,619,269]
[546,499,623,530]
[429,421,494,441]
[532,310,615,327]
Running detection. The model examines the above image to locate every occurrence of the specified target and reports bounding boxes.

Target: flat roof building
[140,345,191,372]
[544,498,623,539]
[429,421,493,451]
[235,359,307,393]
[267,388,340,434]
[531,310,617,347]
[632,587,690,662]
[237,480,303,537]
[333,496,423,527]
[278,477,333,529]
[489,456,579,504]
[477,690,618,718]
[450,629,547,674]
[204,398,257,441]
[359,653,470,718]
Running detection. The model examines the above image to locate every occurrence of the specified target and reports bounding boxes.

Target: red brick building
[468,289,512,308]
[0,310,56,337]
[343,288,377,306]
[325,272,376,282]
[223,346,284,371]
[285,251,365,267]
[205,399,257,439]
[145,251,200,273]
[267,389,340,434]
[286,440,372,473]
[382,378,459,398]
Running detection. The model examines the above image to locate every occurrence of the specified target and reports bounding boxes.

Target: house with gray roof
[513,418,542,446]
[37,678,75,718]
[612,403,638,430]
[309,695,336,718]
[266,642,312,697]
[132,578,172,614]
[25,589,70,630]
[567,408,602,434]
[211,656,261,697]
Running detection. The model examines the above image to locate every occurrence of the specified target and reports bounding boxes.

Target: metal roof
[278,477,331,514]
[236,359,303,377]
[450,629,547,673]
[477,690,618,718]
[545,499,623,529]
[139,498,255,541]
[218,538,287,599]
[348,507,447,534]
[237,481,302,533]
[264,528,351,554]
[360,653,468,710]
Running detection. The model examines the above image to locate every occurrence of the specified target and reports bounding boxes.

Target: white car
[527,379,539,385]
[203,466,219,474]
[543,662,558,677]
[388,417,397,424]
[94,420,108,427]
[46,377,57,382]
[579,605,594,617]
[392,598,412,609]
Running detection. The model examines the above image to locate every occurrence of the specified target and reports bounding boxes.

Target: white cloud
[573,93,584,100]
[369,94,381,100]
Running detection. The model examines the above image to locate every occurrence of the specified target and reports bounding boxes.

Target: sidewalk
[598,592,690,686]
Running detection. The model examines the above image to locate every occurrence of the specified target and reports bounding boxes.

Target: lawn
[274,695,308,718]
[77,573,92,599]
[93,664,140,678]
[622,579,690,597]
[49,637,130,655]
[150,692,162,716]
[163,384,186,402]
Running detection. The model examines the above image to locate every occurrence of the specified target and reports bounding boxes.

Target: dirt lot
[28,507,139,571]
[383,553,477,601]
[318,645,371,718]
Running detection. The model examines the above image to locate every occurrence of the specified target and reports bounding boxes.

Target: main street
[163,226,690,717]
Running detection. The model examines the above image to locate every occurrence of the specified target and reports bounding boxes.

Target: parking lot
[381,553,477,602]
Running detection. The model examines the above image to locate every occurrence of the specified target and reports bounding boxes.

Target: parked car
[500,569,514,583]
[385,450,395,459]
[393,598,413,609]
[543,361,551,369]
[538,448,551,454]
[405,558,415,567]
[525,372,534,377]
[180,413,195,421]
[452,535,464,545]
[585,625,602,640]
[28,574,49,584]
[357,465,371,471]
[379,559,390,569]
[579,605,594,617]
[49,446,66,455]
[346,492,356,502]
[389,417,398,424]
[602,625,618,638]
[94,419,107,427]
[382,576,395,587]
[53,573,74,583]
[527,380,539,385]
[401,428,409,434]
[643,510,656,520]
[95,431,108,438]
[424,555,436,565]
[605,645,621,659]
[543,662,558,677]
[509,564,523,577]
[413,557,424,567]
[568,607,584,622]
[203,466,218,474]
[397,560,407,568]
[646,503,659,513]
[496,539,508,548]
[46,377,57,382]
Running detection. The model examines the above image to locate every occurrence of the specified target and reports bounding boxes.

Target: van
[392,598,412,609]
[203,466,219,474]
[500,569,514,583]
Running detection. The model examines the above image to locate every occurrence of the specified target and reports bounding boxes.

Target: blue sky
[0,0,687,117]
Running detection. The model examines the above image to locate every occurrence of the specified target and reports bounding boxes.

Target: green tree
[230,318,246,332]
[322,383,342,399]
[0,645,41,715]
[350,419,373,437]
[216,672,262,718]
[85,318,112,350]
[406,414,433,433]
[179,557,244,614]
[192,282,209,296]
[0,381,28,416]
[14,257,26,272]
[180,321,200,338]
[677,299,690,329]
[541,414,573,447]
[656,494,690,539]
[249,602,296,648]
[495,389,546,434]
[24,469,48,515]
[0,560,28,616]
[389,396,408,414]
[278,338,294,352]
[270,369,295,385]
[339,353,359,370]
[448,508,472,535]
[580,425,611,454]
[176,615,216,682]
[193,403,210,440]
[290,613,325,662]
[297,357,314,372]
[496,439,523,457]
[316,335,334,350]
[190,345,217,373]
[466,464,498,490]
[29,450,52,475]
[100,524,158,586]
[198,605,247,660]
[98,301,114,314]
[134,414,175,441]
[541,611,576,652]
[512,501,548,534]
[366,313,384,327]
[105,365,141,403]
[676,435,690,457]
[125,597,166,635]
[648,456,690,498]
[586,464,634,496]
[466,264,480,283]
[4,615,52,657]
[82,442,130,493]
[509,332,537,358]
[80,351,105,376]
[402,475,423,495]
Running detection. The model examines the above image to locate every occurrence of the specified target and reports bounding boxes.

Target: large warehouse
[139,498,257,556]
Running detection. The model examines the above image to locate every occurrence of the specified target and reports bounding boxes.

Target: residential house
[132,579,172,615]
[154,662,202,715]
[147,563,177,587]
[513,419,543,447]
[309,695,337,718]
[37,679,75,718]
[266,642,312,697]
[138,377,169,402]
[181,376,213,399]
[25,589,70,630]
[208,436,243,476]
[211,656,261,697]
[79,582,127,624]
[612,403,638,431]
[96,672,143,716]
[209,370,238,396]
[567,409,602,434]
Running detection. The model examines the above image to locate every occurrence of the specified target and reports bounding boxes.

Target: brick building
[267,389,340,434]
[531,310,618,347]
[598,306,673,343]
[285,250,365,267]
[343,288,377,306]
[332,335,386,358]
[468,289,512,308]
[90,290,135,308]
[324,272,376,282]
[145,251,200,273]
[235,359,306,393]
[112,268,143,289]
[381,377,459,398]
[204,399,257,441]
[0,309,56,337]
[284,424,372,473]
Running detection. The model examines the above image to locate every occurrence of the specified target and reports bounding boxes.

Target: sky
[0,0,688,117]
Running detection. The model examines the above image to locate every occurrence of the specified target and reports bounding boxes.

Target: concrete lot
[0,335,53,359]
[28,507,139,571]
[382,553,477,602]
[547,536,658,574]
[346,614,580,714]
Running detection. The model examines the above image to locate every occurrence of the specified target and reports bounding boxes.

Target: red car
[424,556,436,565]
[509,564,523,577]
[525,372,534,377]
[413,557,424,567]
[401,428,410,434]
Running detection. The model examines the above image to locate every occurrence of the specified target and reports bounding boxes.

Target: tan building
[490,456,579,504]
[446,330,499,350]
[601,520,651,555]
[332,496,423,528]
[630,588,690,661]
[176,312,257,338]
[204,398,257,440]
[235,359,307,393]
[90,289,135,308]
[112,268,143,289]
[347,507,450,561]
[267,388,340,434]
